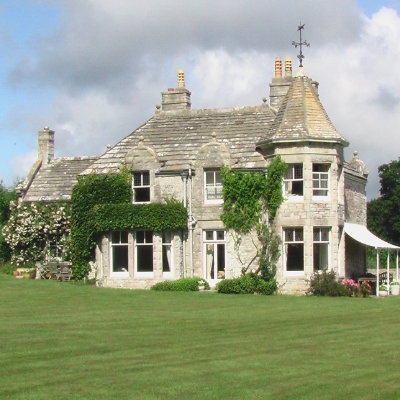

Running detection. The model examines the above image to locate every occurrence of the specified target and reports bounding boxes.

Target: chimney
[161,69,191,111]
[38,127,54,164]
[269,57,293,111]
[285,57,292,77]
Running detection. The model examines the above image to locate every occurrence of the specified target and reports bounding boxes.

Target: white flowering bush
[2,201,71,265]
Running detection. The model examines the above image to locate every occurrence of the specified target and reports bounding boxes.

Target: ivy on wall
[93,202,187,232]
[71,170,187,279]
[221,155,287,279]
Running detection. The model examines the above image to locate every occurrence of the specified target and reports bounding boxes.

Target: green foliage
[3,202,71,265]
[71,171,132,280]
[71,171,187,280]
[92,202,187,232]
[0,183,17,262]
[0,262,17,275]
[367,159,400,246]
[265,155,288,221]
[221,167,268,234]
[307,270,349,297]
[220,156,286,279]
[151,277,210,292]
[217,273,277,295]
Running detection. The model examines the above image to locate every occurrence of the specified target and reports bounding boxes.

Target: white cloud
[9,151,37,185]
[4,0,400,199]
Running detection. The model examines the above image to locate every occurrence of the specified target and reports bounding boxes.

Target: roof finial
[292,23,310,67]
[178,69,185,88]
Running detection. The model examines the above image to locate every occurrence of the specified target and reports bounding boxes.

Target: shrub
[151,277,210,292]
[0,262,17,275]
[307,269,349,297]
[217,273,277,295]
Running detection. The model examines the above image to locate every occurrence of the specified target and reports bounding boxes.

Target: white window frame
[204,170,223,204]
[162,231,174,278]
[132,171,150,203]
[312,164,329,199]
[203,230,226,282]
[283,227,304,276]
[110,231,130,278]
[283,164,303,199]
[134,230,154,277]
[313,227,330,271]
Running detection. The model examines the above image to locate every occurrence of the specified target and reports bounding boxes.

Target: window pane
[163,231,172,243]
[145,231,153,243]
[321,228,329,241]
[205,231,213,241]
[133,173,142,186]
[136,231,145,243]
[217,243,225,278]
[120,231,128,243]
[286,243,304,271]
[294,165,303,179]
[314,243,328,271]
[137,246,153,272]
[216,231,225,241]
[162,245,171,272]
[294,229,303,242]
[206,172,214,185]
[112,246,128,272]
[135,187,150,202]
[292,181,303,195]
[112,231,120,243]
[142,171,150,186]
[215,171,222,184]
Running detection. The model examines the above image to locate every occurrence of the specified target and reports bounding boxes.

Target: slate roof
[23,156,99,202]
[81,104,276,175]
[258,68,349,147]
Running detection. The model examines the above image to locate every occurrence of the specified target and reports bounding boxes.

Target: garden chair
[43,262,60,279]
[56,263,73,282]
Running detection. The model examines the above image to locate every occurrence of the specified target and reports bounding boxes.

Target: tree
[367,159,400,246]
[0,182,17,262]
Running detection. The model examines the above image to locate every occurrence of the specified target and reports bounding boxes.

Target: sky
[0,0,400,200]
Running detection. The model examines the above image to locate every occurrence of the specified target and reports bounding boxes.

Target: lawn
[1,275,400,399]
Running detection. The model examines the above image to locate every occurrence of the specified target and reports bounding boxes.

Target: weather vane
[292,23,310,67]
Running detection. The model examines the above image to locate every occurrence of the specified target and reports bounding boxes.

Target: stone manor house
[18,58,370,293]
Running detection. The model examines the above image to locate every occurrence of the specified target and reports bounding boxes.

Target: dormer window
[133,171,150,202]
[283,164,303,197]
[312,164,329,197]
[204,170,223,203]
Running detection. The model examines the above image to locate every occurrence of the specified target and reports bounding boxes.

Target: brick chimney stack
[269,57,293,111]
[161,69,191,111]
[38,127,54,164]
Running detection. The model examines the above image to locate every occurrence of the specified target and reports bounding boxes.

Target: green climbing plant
[221,155,287,279]
[71,169,187,280]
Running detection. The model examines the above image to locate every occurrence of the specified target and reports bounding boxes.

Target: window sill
[285,196,304,202]
[312,196,330,201]
[284,271,305,277]
[134,272,154,278]
[110,272,130,278]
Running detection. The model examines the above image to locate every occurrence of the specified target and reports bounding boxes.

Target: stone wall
[344,172,367,225]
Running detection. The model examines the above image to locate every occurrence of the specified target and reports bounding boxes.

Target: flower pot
[23,272,32,279]
[379,290,388,297]
[198,285,205,291]
[13,270,20,277]
[391,285,400,296]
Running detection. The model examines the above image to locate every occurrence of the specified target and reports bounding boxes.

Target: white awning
[344,222,400,249]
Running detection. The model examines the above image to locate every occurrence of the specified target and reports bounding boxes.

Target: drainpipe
[188,164,196,278]
[182,173,188,278]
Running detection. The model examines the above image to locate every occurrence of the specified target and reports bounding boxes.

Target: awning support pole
[376,248,379,297]
[387,251,390,293]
